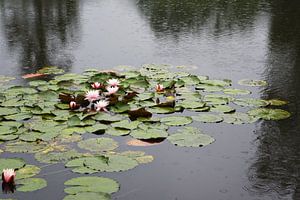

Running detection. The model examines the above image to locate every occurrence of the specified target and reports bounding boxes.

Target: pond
[0,0,299,200]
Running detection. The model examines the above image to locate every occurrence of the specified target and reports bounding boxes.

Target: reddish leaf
[59,93,75,103]
[22,73,45,79]
[126,139,161,147]
[128,108,152,121]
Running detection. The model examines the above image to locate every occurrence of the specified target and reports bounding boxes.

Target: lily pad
[5,141,47,153]
[105,127,130,136]
[223,88,251,95]
[167,127,215,147]
[17,178,47,192]
[130,128,168,139]
[84,155,139,172]
[0,158,26,172]
[221,112,258,124]
[63,192,111,200]
[267,99,288,106]
[16,165,41,180]
[210,105,235,113]
[64,176,119,194]
[37,66,65,75]
[93,113,123,123]
[248,108,291,120]
[161,116,192,126]
[233,98,269,107]
[148,107,175,114]
[238,79,267,87]
[111,120,141,130]
[0,107,19,116]
[78,138,118,152]
[192,114,223,123]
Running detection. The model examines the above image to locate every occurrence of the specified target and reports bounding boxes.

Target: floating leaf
[85,124,108,134]
[0,158,26,172]
[223,88,251,95]
[130,128,168,139]
[233,98,269,107]
[126,139,161,146]
[148,107,175,114]
[5,141,47,153]
[200,79,231,87]
[192,114,223,123]
[93,113,123,123]
[84,155,139,172]
[64,176,119,194]
[161,116,192,126]
[63,192,111,200]
[128,108,152,120]
[35,150,83,164]
[105,127,130,136]
[0,107,19,116]
[17,178,47,192]
[111,120,140,130]
[177,101,206,109]
[167,127,215,147]
[248,108,291,120]
[238,79,267,87]
[16,165,41,180]
[4,112,32,121]
[78,138,118,152]
[267,99,288,106]
[210,105,235,113]
[221,112,258,124]
[37,66,65,75]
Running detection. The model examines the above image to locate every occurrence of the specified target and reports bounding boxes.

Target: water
[0,0,299,199]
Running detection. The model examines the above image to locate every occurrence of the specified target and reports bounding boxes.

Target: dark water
[0,0,299,199]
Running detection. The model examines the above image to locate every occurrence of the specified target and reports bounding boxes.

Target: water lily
[155,84,164,92]
[85,90,100,102]
[2,169,16,184]
[91,82,102,89]
[69,101,79,110]
[106,86,119,95]
[107,78,120,87]
[95,100,109,112]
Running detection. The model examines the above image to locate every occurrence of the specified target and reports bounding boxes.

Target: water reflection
[249,1,300,199]
[0,0,80,73]
[136,0,264,39]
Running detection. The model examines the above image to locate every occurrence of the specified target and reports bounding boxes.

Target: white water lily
[95,100,109,112]
[85,90,100,102]
[106,86,119,95]
[107,79,120,87]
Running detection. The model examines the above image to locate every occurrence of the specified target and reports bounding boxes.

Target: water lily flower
[2,169,16,184]
[155,84,164,92]
[106,86,119,95]
[69,101,79,110]
[85,90,100,102]
[95,100,109,112]
[91,82,102,89]
[107,79,120,87]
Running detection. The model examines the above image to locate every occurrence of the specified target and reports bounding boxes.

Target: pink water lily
[107,79,120,87]
[2,169,16,184]
[155,84,164,92]
[95,100,109,112]
[69,101,79,110]
[91,82,103,89]
[85,90,100,102]
[106,86,119,95]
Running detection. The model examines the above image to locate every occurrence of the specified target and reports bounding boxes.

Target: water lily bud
[69,101,79,110]
[2,169,15,184]
[91,82,102,89]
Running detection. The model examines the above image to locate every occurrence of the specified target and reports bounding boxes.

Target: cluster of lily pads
[0,65,290,199]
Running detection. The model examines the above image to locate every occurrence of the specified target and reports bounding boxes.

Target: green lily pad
[4,113,33,121]
[223,88,251,95]
[221,112,258,124]
[37,66,65,75]
[17,178,47,192]
[192,114,223,123]
[0,107,19,116]
[84,155,139,172]
[119,151,154,164]
[0,134,19,141]
[130,128,168,139]
[233,98,269,107]
[34,150,83,164]
[248,108,291,120]
[178,101,206,109]
[161,116,192,126]
[105,127,130,136]
[148,107,175,114]
[196,84,224,92]
[210,105,235,113]
[85,124,108,134]
[0,158,26,172]
[267,99,288,106]
[78,138,118,152]
[64,176,119,194]
[5,141,47,153]
[93,113,123,123]
[200,79,231,87]
[63,192,111,200]
[16,165,41,180]
[238,79,267,87]
[111,120,141,130]
[167,127,215,147]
